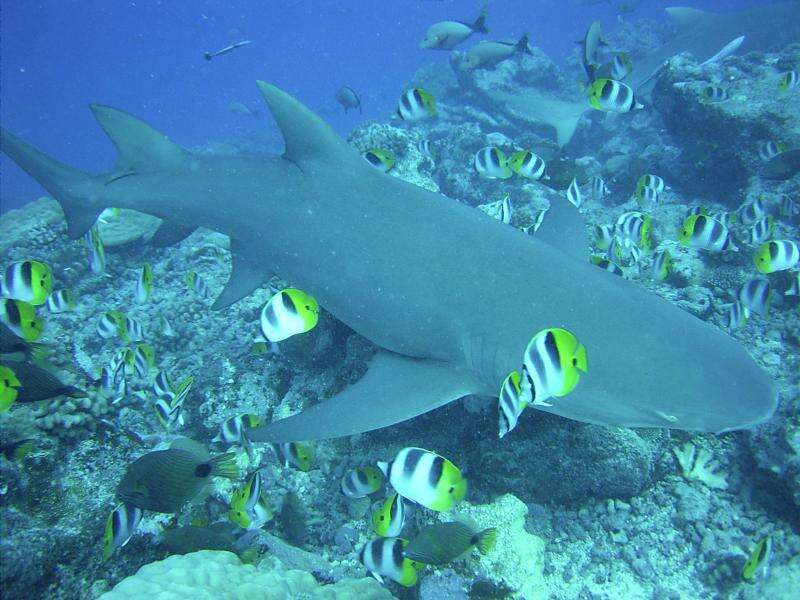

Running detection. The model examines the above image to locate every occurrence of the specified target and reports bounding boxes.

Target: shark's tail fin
[1,128,103,238]
[516,34,533,55]
[471,11,488,34]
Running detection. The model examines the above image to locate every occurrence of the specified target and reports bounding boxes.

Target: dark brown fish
[762,148,800,180]
[117,447,238,513]
[0,322,43,359]
[2,360,84,403]
[405,521,496,565]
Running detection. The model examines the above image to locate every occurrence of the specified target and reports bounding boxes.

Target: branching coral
[673,442,729,490]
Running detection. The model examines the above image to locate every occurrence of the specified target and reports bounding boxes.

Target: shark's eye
[448,486,454,494]
[572,358,578,366]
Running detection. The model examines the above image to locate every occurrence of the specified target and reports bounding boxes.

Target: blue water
[0,0,771,210]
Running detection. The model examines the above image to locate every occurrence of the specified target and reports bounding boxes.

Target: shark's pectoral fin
[487,89,588,149]
[148,220,197,248]
[256,80,352,164]
[211,244,265,310]
[247,351,483,443]
[90,104,186,172]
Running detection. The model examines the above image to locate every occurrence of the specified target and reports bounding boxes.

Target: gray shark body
[629,3,800,89]
[1,82,776,442]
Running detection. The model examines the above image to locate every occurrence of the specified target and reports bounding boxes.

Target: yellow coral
[98,550,393,600]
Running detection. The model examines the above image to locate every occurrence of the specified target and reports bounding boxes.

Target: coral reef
[673,441,729,490]
[96,550,392,599]
[652,44,800,204]
[454,494,546,599]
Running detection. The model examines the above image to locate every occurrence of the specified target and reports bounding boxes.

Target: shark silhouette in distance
[494,2,800,148]
[1,81,777,443]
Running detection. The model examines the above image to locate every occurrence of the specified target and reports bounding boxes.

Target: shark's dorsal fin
[256,80,351,164]
[535,191,588,262]
[90,104,186,172]
[211,242,265,310]
[665,7,710,28]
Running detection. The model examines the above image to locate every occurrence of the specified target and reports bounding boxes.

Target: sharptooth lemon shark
[0,81,777,442]
[480,2,800,148]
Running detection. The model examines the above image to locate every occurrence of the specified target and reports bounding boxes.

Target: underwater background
[1,0,799,598]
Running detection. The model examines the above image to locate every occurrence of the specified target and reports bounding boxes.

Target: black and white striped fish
[498,370,525,438]
[341,466,383,499]
[358,537,421,587]
[738,278,772,317]
[474,146,512,179]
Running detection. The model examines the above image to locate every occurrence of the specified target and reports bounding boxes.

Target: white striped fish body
[755,240,799,273]
[379,447,464,511]
[341,467,382,499]
[358,537,418,586]
[738,278,771,316]
[126,317,145,342]
[520,330,564,407]
[727,301,750,330]
[591,176,610,201]
[46,289,74,313]
[500,195,513,224]
[474,146,512,180]
[566,177,582,208]
[749,216,774,244]
[213,415,244,444]
[85,227,106,274]
[498,371,525,438]
[681,215,738,252]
